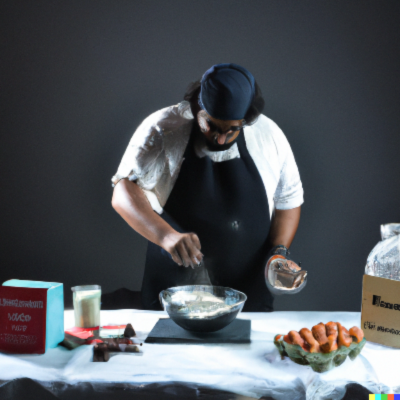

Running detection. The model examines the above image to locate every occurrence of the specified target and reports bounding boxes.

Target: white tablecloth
[0,310,399,399]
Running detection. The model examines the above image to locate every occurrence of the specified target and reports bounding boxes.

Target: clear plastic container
[365,223,400,281]
[380,223,400,241]
[71,285,101,328]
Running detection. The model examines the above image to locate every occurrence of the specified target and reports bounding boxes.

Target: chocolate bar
[92,338,142,362]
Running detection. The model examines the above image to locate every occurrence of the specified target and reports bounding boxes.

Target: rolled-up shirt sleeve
[111,110,166,213]
[273,134,304,210]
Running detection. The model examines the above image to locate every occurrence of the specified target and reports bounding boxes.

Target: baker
[111,63,304,311]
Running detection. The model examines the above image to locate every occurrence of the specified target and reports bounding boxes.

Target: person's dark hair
[183,79,265,126]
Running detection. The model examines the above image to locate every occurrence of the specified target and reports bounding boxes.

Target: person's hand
[161,231,203,269]
[267,245,301,272]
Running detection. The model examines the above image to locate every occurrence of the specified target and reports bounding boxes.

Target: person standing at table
[112,63,304,311]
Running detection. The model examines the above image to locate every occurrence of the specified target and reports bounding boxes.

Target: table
[0,310,399,399]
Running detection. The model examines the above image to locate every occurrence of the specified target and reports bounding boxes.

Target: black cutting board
[145,318,251,344]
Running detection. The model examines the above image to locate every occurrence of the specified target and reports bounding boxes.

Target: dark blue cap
[199,63,255,121]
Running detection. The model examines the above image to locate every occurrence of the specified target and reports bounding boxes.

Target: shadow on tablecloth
[0,377,373,400]
[0,378,260,400]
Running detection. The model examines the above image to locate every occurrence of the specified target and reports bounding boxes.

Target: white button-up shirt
[112,101,304,218]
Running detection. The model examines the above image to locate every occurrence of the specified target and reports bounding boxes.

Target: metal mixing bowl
[159,285,247,333]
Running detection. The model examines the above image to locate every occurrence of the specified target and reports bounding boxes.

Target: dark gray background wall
[1,1,399,311]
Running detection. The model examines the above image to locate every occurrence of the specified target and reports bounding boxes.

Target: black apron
[141,123,273,311]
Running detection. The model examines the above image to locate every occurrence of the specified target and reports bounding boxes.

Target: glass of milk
[71,285,101,328]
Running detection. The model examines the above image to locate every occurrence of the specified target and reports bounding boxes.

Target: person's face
[197,110,245,146]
